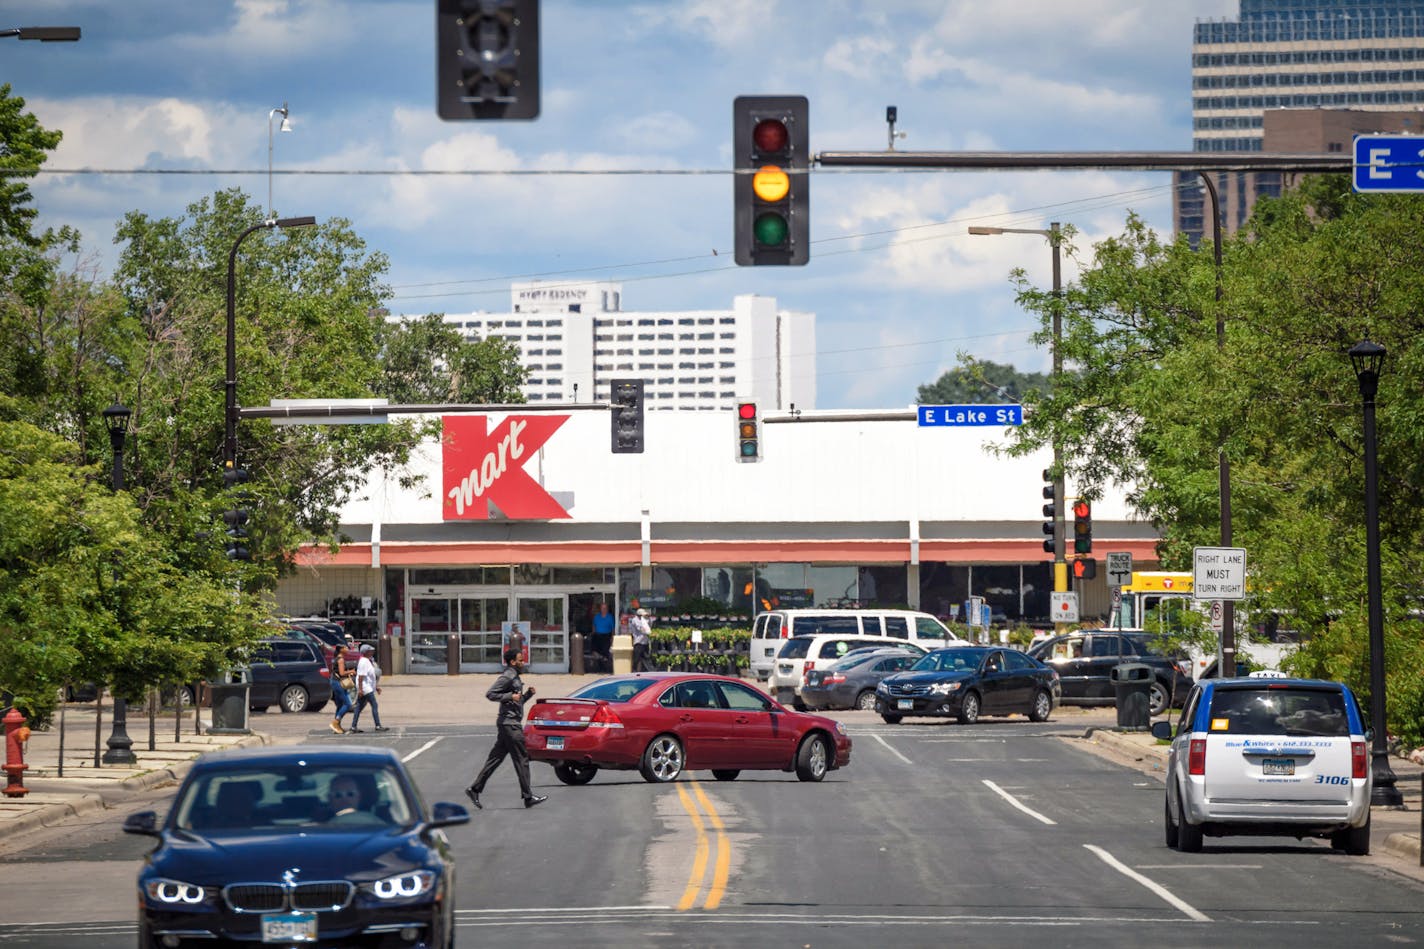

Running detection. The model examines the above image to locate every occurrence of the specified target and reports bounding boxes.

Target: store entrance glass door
[516,594,565,674]
[408,596,453,672]
[459,596,510,671]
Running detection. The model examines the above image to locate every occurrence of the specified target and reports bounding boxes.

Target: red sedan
[525,673,852,785]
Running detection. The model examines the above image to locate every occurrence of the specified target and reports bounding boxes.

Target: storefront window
[974,565,1023,624]
[550,567,614,585]
[807,565,857,608]
[409,567,510,586]
[858,566,907,608]
[919,563,969,622]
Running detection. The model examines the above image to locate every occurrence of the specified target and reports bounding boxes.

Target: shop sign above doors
[442,415,571,519]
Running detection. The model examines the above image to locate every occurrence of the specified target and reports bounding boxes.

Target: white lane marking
[1135,864,1262,870]
[1084,845,1211,922]
[873,734,912,764]
[982,779,1056,825]
[402,737,441,762]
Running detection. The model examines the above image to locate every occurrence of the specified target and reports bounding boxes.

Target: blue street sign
[918,404,1023,427]
[1353,134,1424,192]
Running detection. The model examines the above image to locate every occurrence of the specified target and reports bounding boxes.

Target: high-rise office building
[401,281,816,411]
[1178,0,1424,245]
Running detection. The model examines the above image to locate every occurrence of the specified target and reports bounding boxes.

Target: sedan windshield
[912,647,988,672]
[570,678,659,703]
[172,765,414,832]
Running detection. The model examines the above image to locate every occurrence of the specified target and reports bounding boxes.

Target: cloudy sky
[6,0,1240,409]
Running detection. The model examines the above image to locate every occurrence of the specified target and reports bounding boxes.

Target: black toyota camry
[124,745,469,949]
[875,645,1061,724]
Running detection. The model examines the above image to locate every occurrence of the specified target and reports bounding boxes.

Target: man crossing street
[466,645,547,810]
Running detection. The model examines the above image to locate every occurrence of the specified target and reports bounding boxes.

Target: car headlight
[368,870,437,901]
[145,878,210,905]
[833,722,847,736]
[929,681,962,694]
[876,683,889,694]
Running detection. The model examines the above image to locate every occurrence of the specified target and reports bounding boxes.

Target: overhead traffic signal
[1041,468,1057,556]
[223,507,251,561]
[1073,499,1092,554]
[736,402,760,462]
[733,95,809,266]
[1072,557,1097,581]
[437,0,540,120]
[609,378,645,454]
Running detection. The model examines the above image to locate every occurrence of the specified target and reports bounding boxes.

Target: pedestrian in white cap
[630,608,652,672]
[349,644,387,733]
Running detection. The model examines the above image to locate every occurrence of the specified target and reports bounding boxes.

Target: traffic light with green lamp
[733,95,809,265]
[736,402,760,461]
[1073,499,1092,554]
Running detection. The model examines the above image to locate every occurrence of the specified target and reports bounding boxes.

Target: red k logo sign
[442,415,570,520]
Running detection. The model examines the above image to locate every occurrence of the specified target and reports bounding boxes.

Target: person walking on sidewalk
[630,608,652,672]
[329,634,358,734]
[466,646,547,810]
[349,644,388,733]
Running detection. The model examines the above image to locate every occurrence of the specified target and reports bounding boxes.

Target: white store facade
[275,408,1161,675]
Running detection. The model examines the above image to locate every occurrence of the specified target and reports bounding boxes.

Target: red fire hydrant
[3,707,31,798]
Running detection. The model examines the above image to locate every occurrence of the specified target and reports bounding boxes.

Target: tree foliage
[917,359,1050,405]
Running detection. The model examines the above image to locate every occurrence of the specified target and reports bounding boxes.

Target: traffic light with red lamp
[1073,499,1092,554]
[733,96,809,266]
[736,402,760,461]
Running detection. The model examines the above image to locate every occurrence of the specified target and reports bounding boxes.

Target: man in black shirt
[466,645,548,810]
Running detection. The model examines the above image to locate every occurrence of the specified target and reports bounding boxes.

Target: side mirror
[123,811,161,836]
[427,801,471,829]
[1150,721,1174,741]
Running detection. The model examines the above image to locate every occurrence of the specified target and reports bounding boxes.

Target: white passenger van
[749,609,964,682]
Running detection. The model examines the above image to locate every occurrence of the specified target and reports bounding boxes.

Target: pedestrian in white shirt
[349,644,387,733]
[630,608,652,672]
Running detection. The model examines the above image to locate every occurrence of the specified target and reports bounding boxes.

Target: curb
[1382,831,1422,862]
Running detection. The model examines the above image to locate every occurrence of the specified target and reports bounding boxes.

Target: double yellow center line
[674,780,730,911]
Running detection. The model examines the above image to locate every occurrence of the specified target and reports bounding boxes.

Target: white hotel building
[418,281,816,412]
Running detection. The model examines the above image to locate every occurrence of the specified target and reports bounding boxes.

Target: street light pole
[225,216,317,478]
[1349,340,1403,807]
[100,401,135,766]
[267,103,291,217]
[968,223,1066,601]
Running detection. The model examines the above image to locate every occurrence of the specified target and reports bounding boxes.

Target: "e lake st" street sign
[917,405,1023,427]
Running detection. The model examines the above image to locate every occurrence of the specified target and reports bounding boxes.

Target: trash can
[569,633,585,675]
[1111,662,1153,731]
[207,666,252,735]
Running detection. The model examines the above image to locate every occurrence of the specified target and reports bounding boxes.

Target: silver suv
[1152,675,1371,854]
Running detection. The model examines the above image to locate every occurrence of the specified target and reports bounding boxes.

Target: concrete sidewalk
[1081,725,1423,869]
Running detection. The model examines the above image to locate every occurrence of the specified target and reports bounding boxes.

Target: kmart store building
[275,408,1160,674]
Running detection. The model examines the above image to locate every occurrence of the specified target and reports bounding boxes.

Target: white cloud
[823,35,897,80]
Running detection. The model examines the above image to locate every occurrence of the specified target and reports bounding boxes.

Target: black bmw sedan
[875,646,1061,724]
[124,745,469,949]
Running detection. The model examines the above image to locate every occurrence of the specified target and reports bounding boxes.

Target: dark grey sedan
[801,648,922,711]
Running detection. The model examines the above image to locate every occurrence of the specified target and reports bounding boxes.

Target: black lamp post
[100,401,136,766]
[1348,340,1403,807]
[224,215,317,479]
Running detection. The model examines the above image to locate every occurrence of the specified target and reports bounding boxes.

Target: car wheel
[639,734,684,783]
[711,769,740,781]
[1164,792,1180,849]
[553,762,598,786]
[795,734,830,782]
[1338,814,1371,856]
[1148,681,1171,716]
[279,684,309,713]
[854,690,877,711]
[957,691,981,725]
[1176,786,1203,853]
[1028,689,1052,722]
[880,713,902,725]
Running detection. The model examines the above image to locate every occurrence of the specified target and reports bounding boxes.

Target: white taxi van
[749,609,962,682]
[1151,674,1372,854]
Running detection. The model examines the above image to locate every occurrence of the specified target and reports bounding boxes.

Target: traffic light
[437,0,540,120]
[736,402,760,461]
[1073,499,1092,554]
[1072,557,1097,580]
[1041,468,1056,556]
[223,507,251,561]
[733,95,809,266]
[609,378,645,454]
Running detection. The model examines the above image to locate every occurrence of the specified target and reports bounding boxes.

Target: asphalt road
[2,715,1423,947]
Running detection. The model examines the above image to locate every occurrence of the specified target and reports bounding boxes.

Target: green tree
[376,313,528,405]
[0,84,61,247]
[917,359,1050,404]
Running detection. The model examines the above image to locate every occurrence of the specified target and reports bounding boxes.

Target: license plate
[897,699,913,710]
[1262,757,1295,775]
[261,913,316,944]
[547,735,565,750]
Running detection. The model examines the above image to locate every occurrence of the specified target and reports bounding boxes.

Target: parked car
[123,745,470,948]
[801,647,924,711]
[1151,675,1371,854]
[876,646,1061,724]
[1027,629,1193,716]
[248,638,331,714]
[749,608,964,681]
[525,673,852,784]
[769,634,923,709]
